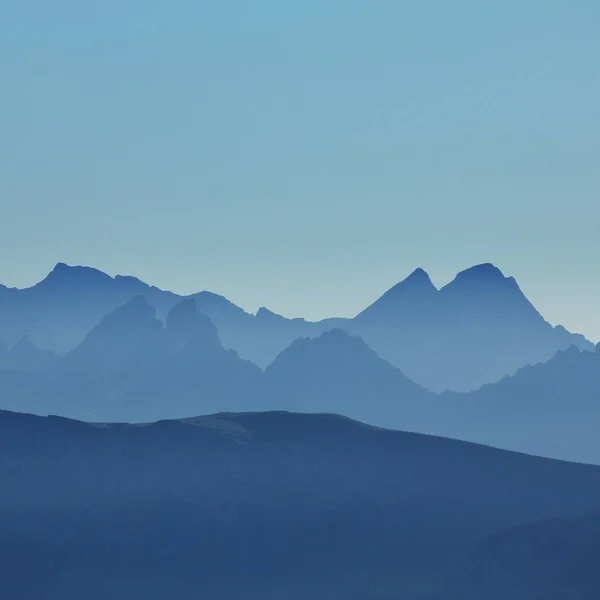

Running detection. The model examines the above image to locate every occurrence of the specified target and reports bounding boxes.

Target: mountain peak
[10,334,35,352]
[52,262,70,273]
[98,295,158,329]
[319,328,358,344]
[354,267,437,322]
[167,299,219,336]
[2,335,58,372]
[166,298,200,323]
[441,263,516,296]
[269,329,383,371]
[453,263,506,283]
[404,267,432,284]
[165,299,221,354]
[256,307,284,320]
[64,295,164,370]
[382,267,438,297]
[41,263,113,287]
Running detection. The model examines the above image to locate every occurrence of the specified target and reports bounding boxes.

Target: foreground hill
[1,409,600,599]
[0,262,591,391]
[465,511,600,599]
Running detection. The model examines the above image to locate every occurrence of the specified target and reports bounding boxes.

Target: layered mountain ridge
[0,262,591,392]
[1,297,600,462]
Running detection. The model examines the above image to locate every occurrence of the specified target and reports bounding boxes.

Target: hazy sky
[2,1,600,339]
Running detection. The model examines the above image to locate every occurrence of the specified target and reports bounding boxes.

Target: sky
[2,0,600,339]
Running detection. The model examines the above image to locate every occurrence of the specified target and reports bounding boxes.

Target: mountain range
[1,290,600,462]
[0,262,592,392]
[2,408,600,599]
[2,262,600,597]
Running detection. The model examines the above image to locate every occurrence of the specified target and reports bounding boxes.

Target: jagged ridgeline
[0,262,591,390]
[1,263,599,463]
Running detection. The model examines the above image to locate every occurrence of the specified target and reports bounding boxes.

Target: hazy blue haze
[2,0,600,338]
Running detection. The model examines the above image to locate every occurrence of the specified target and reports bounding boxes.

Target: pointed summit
[165,299,221,353]
[355,267,437,323]
[267,328,427,388]
[101,295,158,328]
[403,267,434,287]
[10,334,36,354]
[264,328,426,420]
[256,306,289,321]
[380,267,437,297]
[268,329,371,367]
[166,298,204,330]
[63,295,165,372]
[1,335,58,372]
[267,328,402,379]
[52,262,71,273]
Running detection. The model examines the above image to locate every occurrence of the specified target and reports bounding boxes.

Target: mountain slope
[263,329,431,425]
[465,512,600,600]
[354,267,438,325]
[0,336,58,373]
[1,409,600,599]
[61,295,166,373]
[350,263,592,391]
[0,298,262,422]
[427,344,600,463]
[2,314,600,462]
[0,263,179,352]
[0,263,252,355]
[261,332,600,464]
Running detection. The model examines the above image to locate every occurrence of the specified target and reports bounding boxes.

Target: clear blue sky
[2,1,599,339]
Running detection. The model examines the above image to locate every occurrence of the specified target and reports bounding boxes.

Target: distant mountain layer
[1,295,600,463]
[351,263,592,390]
[0,288,600,464]
[0,296,262,422]
[1,409,600,599]
[0,262,592,391]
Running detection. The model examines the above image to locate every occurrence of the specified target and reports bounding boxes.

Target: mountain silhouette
[350,263,592,391]
[164,297,222,355]
[438,263,545,325]
[427,343,600,463]
[354,267,437,325]
[0,336,58,373]
[0,262,592,393]
[40,262,117,289]
[0,297,261,422]
[263,329,431,424]
[62,295,165,373]
[2,298,600,461]
[0,263,180,353]
[1,408,600,599]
